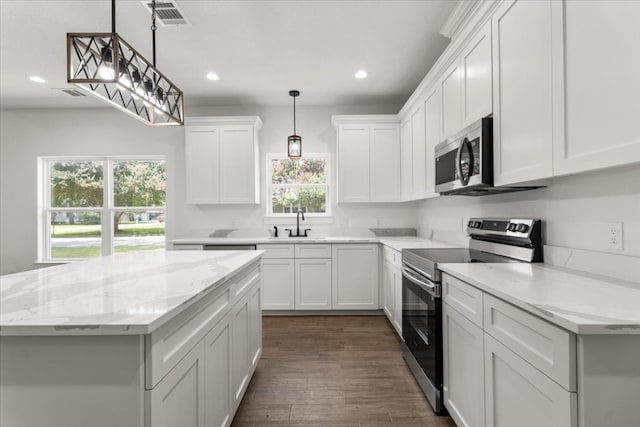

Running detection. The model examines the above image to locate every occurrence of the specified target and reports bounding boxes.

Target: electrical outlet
[606,222,623,250]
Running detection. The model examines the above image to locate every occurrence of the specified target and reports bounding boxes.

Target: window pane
[271,187,327,214]
[50,161,103,207]
[113,210,165,254]
[50,211,101,259]
[271,158,327,184]
[113,160,166,207]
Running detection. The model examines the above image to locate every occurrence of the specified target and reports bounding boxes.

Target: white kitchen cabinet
[400,118,413,201]
[462,21,492,126]
[295,258,332,310]
[147,340,206,427]
[204,314,232,427]
[484,334,577,427]
[247,282,262,372]
[491,0,559,185]
[185,117,262,204]
[382,246,402,336]
[554,1,640,176]
[424,87,441,198]
[231,292,250,408]
[260,258,295,309]
[332,244,379,310]
[333,116,400,203]
[443,303,485,427]
[440,62,463,141]
[410,104,427,199]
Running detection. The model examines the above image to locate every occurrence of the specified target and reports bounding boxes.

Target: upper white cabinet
[185,117,262,204]
[462,22,492,127]
[400,118,414,201]
[332,244,379,310]
[424,87,441,198]
[333,116,401,203]
[440,62,463,141]
[492,0,560,186]
[554,1,640,175]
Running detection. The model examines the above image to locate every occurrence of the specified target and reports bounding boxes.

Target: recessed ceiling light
[354,70,368,79]
[206,72,220,81]
[28,75,46,84]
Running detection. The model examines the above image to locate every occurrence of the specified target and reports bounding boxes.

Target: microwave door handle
[456,137,472,186]
[401,266,437,296]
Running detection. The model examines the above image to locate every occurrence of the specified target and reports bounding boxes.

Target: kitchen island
[0,250,263,427]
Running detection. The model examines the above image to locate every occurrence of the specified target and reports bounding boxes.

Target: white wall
[418,162,640,257]
[0,103,417,274]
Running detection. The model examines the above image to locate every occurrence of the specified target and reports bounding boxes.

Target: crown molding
[440,0,483,40]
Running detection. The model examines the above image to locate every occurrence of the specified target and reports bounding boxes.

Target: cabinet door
[295,258,332,309]
[441,62,463,140]
[185,127,220,203]
[462,22,492,126]
[260,258,295,310]
[392,266,402,335]
[554,1,640,175]
[492,0,558,185]
[332,244,379,310]
[410,104,427,199]
[247,283,262,371]
[443,303,484,427]
[231,295,250,408]
[219,126,258,204]
[204,315,232,427]
[382,259,395,322]
[337,125,371,202]
[484,334,577,427]
[424,87,441,198]
[400,119,414,201]
[370,124,401,202]
[147,341,206,427]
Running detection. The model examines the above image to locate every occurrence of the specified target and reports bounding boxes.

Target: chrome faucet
[285,209,310,237]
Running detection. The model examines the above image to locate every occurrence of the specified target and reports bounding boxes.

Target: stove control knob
[516,223,529,233]
[474,221,482,229]
[468,220,475,228]
[507,223,517,232]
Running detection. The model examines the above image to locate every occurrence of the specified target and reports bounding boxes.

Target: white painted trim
[440,0,482,39]
[331,115,399,128]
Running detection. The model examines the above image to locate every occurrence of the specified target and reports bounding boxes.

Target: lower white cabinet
[295,258,332,309]
[147,340,207,427]
[332,244,379,310]
[484,334,576,427]
[443,303,484,427]
[382,247,402,335]
[261,258,295,309]
[204,315,233,427]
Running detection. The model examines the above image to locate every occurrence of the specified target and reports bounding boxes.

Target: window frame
[38,155,166,262]
[265,153,332,218]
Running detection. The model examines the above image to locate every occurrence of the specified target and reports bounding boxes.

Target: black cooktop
[402,248,518,282]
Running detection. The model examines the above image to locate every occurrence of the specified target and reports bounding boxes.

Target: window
[267,154,330,216]
[40,157,166,261]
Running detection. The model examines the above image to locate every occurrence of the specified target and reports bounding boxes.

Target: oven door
[401,265,443,393]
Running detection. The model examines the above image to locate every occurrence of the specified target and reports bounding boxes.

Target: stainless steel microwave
[435,118,493,195]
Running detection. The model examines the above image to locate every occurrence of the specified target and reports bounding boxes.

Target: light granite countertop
[170,236,460,252]
[0,251,263,336]
[439,263,640,335]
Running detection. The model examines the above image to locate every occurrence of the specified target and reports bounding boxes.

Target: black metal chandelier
[67,0,184,126]
[288,90,302,158]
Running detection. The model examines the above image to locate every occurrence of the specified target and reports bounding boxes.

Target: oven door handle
[402,266,439,297]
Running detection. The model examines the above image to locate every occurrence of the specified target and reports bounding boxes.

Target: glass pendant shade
[288,135,302,158]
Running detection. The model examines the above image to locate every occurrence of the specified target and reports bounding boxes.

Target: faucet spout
[296,210,305,236]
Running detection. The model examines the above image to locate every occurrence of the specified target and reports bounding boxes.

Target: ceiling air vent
[56,88,86,97]
[141,1,190,26]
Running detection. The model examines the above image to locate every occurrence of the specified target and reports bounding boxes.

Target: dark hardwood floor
[232,315,457,427]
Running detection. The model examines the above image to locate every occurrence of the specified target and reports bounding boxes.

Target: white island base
[0,251,263,427]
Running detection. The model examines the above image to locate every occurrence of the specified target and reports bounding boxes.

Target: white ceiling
[0,0,457,109]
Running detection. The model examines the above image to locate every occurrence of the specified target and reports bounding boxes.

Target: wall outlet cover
[606,222,623,250]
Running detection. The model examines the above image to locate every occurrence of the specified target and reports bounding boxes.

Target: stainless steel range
[401,218,543,414]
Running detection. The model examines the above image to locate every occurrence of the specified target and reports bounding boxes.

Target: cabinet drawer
[230,265,261,305]
[483,294,576,391]
[443,273,484,327]
[294,244,332,259]
[382,246,401,266]
[145,285,231,389]
[256,244,295,258]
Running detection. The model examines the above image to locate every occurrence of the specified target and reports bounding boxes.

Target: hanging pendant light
[67,0,184,125]
[288,90,302,158]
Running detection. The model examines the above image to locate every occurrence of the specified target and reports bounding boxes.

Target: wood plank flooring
[232,315,457,427]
